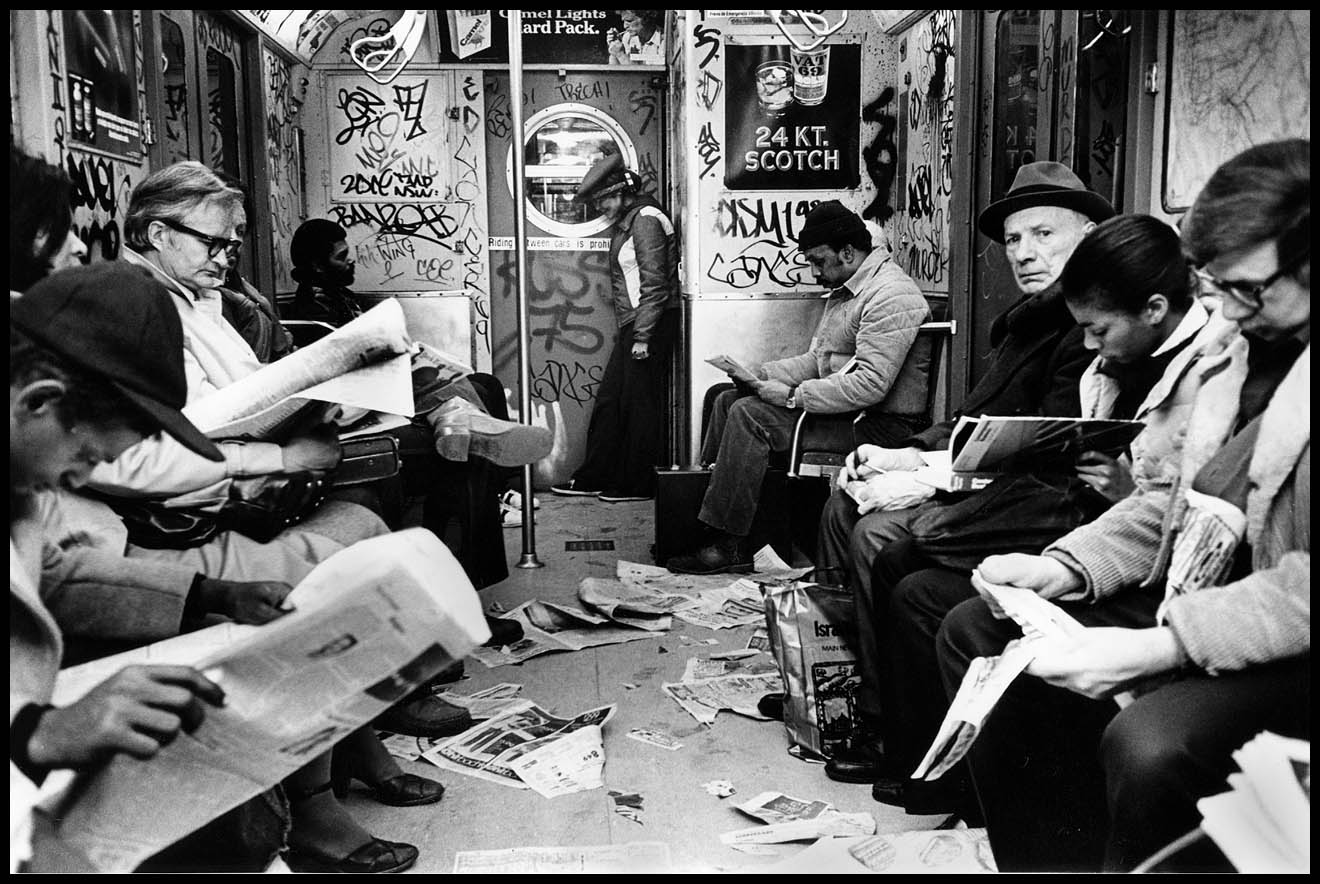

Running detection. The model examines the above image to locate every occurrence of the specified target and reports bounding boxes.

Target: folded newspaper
[182,298,414,441]
[38,528,487,872]
[662,671,784,726]
[721,790,875,844]
[1157,488,1248,623]
[467,600,662,668]
[705,354,759,385]
[1197,731,1310,872]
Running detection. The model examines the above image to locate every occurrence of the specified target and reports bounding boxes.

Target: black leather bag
[907,473,1112,572]
[104,472,329,550]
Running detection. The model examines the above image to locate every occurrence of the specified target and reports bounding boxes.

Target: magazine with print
[705,354,760,385]
[914,414,1146,492]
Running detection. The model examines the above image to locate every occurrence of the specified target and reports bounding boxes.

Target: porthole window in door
[506,103,639,237]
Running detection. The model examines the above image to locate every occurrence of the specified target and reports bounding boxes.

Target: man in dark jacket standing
[551,153,680,502]
[816,162,1114,790]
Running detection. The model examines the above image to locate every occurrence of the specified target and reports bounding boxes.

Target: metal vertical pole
[508,11,544,569]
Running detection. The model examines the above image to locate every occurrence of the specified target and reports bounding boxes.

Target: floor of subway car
[347,495,960,874]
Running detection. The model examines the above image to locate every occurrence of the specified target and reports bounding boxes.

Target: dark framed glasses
[1194,249,1308,312]
[161,218,244,260]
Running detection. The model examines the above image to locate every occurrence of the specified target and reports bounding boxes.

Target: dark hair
[290,218,347,278]
[10,328,157,435]
[1182,138,1309,284]
[10,145,76,292]
[1062,214,1194,313]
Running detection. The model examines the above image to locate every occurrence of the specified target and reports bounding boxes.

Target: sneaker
[499,489,540,510]
[501,506,523,528]
[597,489,653,503]
[551,479,603,497]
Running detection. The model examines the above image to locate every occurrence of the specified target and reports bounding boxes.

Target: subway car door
[969,10,1136,388]
[484,70,666,486]
[145,10,260,284]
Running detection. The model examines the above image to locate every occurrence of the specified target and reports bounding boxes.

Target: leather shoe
[285,837,419,874]
[374,694,473,739]
[872,775,963,815]
[824,741,900,783]
[757,692,785,720]
[666,536,752,575]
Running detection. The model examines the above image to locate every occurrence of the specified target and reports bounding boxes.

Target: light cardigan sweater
[1047,316,1309,673]
[85,247,285,505]
[762,244,930,414]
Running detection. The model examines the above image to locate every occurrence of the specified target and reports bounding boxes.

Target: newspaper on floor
[183,298,414,440]
[734,791,831,824]
[468,600,662,668]
[37,528,487,873]
[1197,731,1310,873]
[661,672,783,726]
[720,810,876,844]
[615,547,810,597]
[682,655,779,682]
[421,701,615,792]
[504,725,607,798]
[579,576,693,627]
[763,829,997,873]
[452,842,673,873]
[674,578,770,630]
[746,626,772,652]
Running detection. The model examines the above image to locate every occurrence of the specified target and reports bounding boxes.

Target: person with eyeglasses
[936,138,1309,872]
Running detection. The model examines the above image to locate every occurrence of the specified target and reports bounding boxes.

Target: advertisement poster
[62,9,143,160]
[435,10,666,65]
[724,42,860,191]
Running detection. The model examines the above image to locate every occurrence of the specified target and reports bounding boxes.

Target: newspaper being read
[912,577,1094,782]
[1157,488,1248,623]
[705,353,759,385]
[182,298,414,440]
[452,842,673,874]
[467,600,662,668]
[1197,731,1310,873]
[421,701,615,796]
[39,528,487,873]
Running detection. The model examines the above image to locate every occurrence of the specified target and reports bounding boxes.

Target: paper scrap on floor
[734,790,831,825]
[627,728,684,751]
[452,842,673,874]
[763,829,997,873]
[422,701,615,792]
[608,789,646,824]
[662,671,784,726]
[720,810,876,845]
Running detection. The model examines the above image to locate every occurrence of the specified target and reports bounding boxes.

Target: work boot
[666,534,753,575]
[423,396,553,467]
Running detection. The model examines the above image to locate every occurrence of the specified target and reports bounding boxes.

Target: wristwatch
[785,388,798,410]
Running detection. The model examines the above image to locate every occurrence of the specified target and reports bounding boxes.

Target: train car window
[508,103,640,237]
[991,10,1040,202]
[160,17,191,165]
[205,49,241,179]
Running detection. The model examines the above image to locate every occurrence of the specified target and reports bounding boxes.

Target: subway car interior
[9,9,1311,875]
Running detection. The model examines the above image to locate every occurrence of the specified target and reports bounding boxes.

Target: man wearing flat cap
[667,199,930,575]
[815,162,1114,814]
[551,152,680,503]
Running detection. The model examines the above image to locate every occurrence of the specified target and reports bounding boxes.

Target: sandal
[283,781,420,873]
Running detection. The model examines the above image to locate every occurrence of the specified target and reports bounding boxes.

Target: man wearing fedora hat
[815,162,1113,803]
[667,199,929,575]
[550,152,680,503]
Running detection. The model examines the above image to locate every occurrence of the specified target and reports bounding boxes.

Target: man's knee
[1099,703,1194,789]
[935,597,995,688]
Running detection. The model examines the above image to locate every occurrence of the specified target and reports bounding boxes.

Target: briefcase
[652,467,793,565]
[332,433,402,486]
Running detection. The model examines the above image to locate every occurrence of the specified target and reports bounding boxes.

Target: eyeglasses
[161,218,244,260]
[1194,250,1308,312]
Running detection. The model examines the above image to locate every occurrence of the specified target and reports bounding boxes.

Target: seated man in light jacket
[667,201,930,575]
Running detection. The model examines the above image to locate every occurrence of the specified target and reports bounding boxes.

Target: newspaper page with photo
[1197,731,1310,872]
[182,298,414,440]
[36,529,487,872]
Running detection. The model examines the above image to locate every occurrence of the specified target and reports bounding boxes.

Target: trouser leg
[699,388,743,467]
[697,396,798,536]
[571,324,629,487]
[611,310,676,495]
[844,509,917,723]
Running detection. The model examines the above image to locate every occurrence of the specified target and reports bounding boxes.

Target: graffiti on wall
[46,10,146,264]
[262,47,307,290]
[325,72,493,366]
[891,10,956,293]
